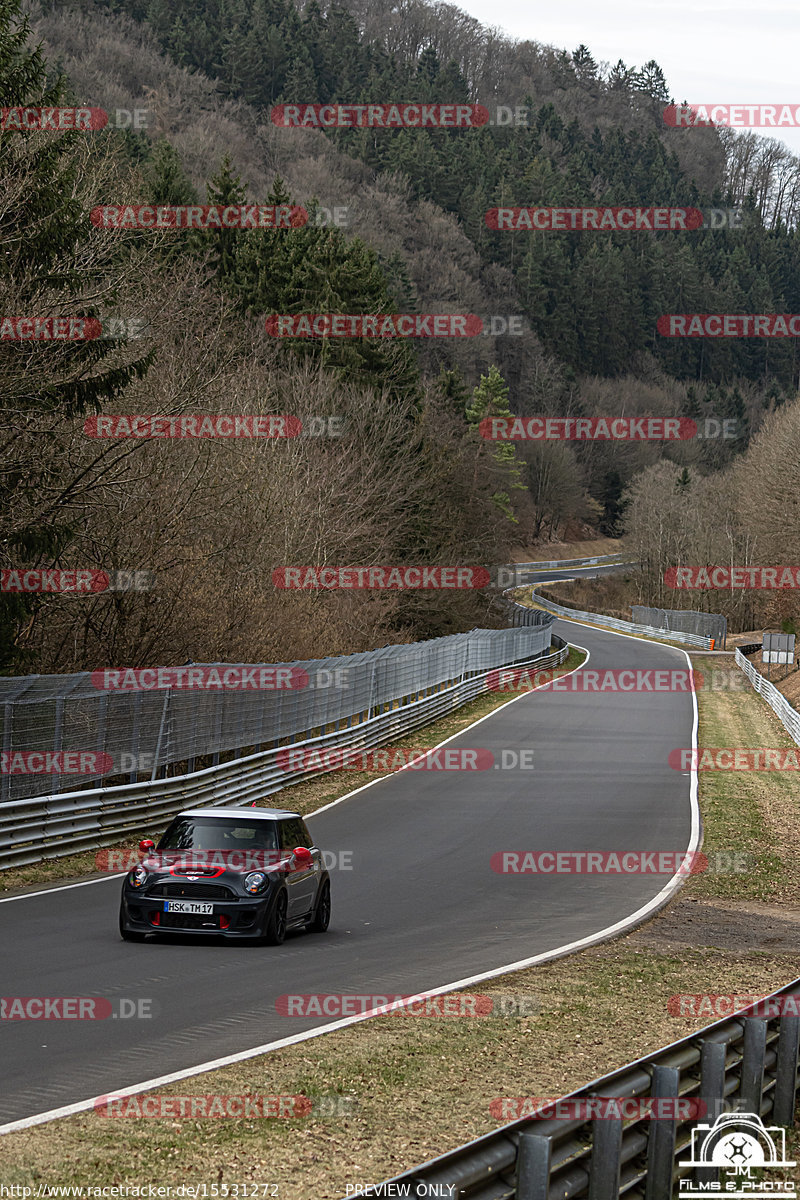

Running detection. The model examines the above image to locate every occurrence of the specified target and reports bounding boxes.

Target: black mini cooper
[119,806,330,944]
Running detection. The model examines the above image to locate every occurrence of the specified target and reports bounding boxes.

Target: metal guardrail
[735,645,800,746]
[632,606,727,649]
[506,555,716,649]
[367,977,800,1199]
[0,633,568,870]
[528,587,714,650]
[510,553,632,571]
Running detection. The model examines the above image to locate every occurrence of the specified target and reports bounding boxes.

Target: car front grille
[149,883,237,900]
[159,911,220,929]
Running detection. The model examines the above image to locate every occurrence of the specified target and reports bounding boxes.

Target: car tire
[262,889,288,945]
[310,879,331,932]
[119,908,147,942]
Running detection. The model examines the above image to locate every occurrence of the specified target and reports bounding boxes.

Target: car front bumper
[120,888,274,938]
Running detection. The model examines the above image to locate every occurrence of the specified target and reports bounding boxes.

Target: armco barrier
[503,554,713,648]
[528,585,713,649]
[632,605,727,649]
[0,633,568,870]
[365,977,800,1199]
[510,553,632,571]
[735,645,800,745]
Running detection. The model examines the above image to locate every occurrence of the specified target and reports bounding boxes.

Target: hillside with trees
[3,0,799,672]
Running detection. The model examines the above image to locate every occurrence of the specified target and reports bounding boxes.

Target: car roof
[176,806,302,821]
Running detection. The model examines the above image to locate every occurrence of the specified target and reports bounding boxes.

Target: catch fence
[632,607,727,648]
[0,623,567,869]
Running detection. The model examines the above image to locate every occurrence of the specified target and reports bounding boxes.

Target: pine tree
[145,138,198,204]
[436,367,470,417]
[572,44,598,87]
[0,0,153,667]
[204,154,248,281]
[607,59,631,91]
[632,60,670,104]
[465,366,526,521]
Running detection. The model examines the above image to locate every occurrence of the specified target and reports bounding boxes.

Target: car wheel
[119,908,147,942]
[310,879,331,932]
[262,889,288,945]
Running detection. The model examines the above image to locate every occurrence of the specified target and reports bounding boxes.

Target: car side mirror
[139,839,156,854]
[293,845,313,865]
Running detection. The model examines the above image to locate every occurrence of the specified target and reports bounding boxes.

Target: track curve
[0,605,698,1131]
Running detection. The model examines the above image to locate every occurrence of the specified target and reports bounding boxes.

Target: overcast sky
[456,0,800,156]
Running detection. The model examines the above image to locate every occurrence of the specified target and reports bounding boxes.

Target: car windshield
[158,818,279,851]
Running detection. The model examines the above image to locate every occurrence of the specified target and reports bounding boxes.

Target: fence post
[588,1116,622,1199]
[773,1013,800,1125]
[93,694,107,789]
[515,1130,551,1199]
[695,1039,727,1188]
[645,1066,680,1200]
[52,696,64,794]
[1,701,11,804]
[740,1018,767,1115]
[151,690,170,781]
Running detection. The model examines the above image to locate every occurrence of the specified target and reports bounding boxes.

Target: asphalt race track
[0,601,698,1130]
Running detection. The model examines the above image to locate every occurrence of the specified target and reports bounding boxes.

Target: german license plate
[164,900,213,914]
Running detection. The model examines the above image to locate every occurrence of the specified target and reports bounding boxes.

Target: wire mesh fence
[632,606,727,648]
[0,623,556,804]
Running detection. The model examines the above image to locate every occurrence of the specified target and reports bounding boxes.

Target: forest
[3,0,800,672]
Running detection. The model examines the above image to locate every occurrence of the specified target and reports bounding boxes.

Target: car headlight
[129,865,148,888]
[244,871,268,894]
